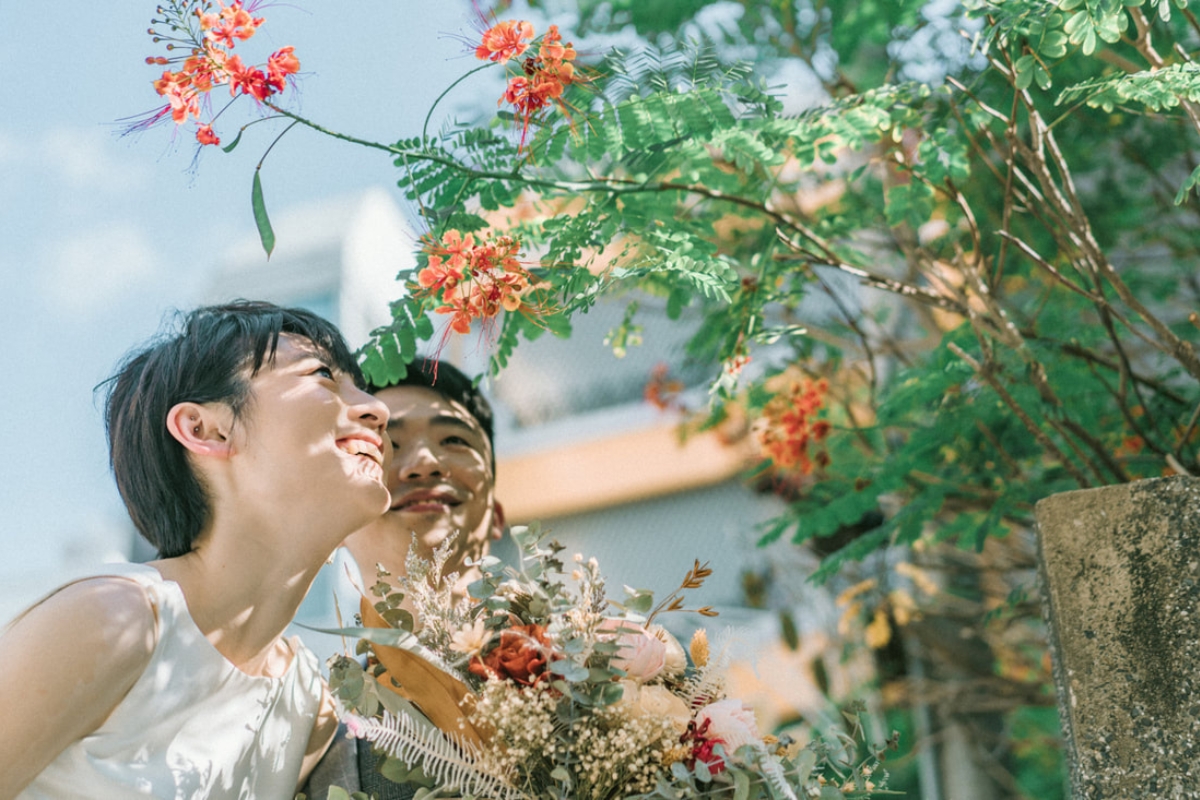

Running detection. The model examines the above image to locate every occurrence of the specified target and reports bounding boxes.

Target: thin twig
[947,342,1092,487]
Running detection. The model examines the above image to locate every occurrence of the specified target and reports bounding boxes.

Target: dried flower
[690,629,710,667]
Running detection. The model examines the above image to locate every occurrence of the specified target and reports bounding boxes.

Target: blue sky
[0,2,517,586]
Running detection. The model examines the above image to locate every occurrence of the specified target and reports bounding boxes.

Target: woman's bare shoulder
[0,576,159,796]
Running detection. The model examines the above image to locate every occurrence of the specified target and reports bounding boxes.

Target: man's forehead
[377,385,484,432]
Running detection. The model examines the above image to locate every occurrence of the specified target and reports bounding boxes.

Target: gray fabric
[358,740,418,800]
[302,723,361,798]
[302,722,416,800]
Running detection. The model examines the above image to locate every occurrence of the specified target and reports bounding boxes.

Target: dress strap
[4,563,162,632]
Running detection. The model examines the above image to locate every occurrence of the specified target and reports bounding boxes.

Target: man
[346,361,504,597]
[303,360,504,800]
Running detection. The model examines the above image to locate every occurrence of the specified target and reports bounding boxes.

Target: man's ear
[489,500,506,541]
[165,401,233,458]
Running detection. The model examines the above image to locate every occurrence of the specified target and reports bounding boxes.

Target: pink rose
[601,619,666,682]
[695,698,760,757]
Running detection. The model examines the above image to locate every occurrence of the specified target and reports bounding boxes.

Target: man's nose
[395,441,444,480]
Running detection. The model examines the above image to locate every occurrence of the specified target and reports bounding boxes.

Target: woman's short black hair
[102,300,361,558]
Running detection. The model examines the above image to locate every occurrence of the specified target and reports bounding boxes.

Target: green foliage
[216,3,1199,772]
[145,0,1200,795]
[1059,64,1200,112]
[360,297,435,388]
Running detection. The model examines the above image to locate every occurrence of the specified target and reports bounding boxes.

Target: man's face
[354,384,498,572]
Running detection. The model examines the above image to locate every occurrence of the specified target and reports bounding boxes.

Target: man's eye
[312,365,335,379]
[443,435,471,446]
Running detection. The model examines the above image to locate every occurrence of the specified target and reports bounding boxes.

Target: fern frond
[749,743,798,800]
[354,711,528,800]
[680,631,733,708]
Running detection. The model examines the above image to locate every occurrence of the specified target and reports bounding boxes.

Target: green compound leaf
[1176,163,1200,205]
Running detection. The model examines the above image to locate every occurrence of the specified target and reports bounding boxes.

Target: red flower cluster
[681,719,727,776]
[468,624,552,686]
[756,378,832,475]
[140,1,299,146]
[416,229,536,335]
[476,20,581,146]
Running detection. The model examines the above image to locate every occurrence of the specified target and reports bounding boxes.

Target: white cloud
[38,127,151,193]
[0,129,28,165]
[40,224,159,313]
[0,126,151,194]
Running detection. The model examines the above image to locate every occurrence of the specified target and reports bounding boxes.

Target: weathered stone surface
[1036,476,1200,800]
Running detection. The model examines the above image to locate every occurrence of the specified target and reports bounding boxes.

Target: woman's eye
[443,435,470,447]
[313,365,335,379]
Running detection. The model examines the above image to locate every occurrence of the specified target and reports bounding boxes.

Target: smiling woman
[0,301,389,800]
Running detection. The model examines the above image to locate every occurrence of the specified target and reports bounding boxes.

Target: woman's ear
[489,500,507,541]
[165,401,233,458]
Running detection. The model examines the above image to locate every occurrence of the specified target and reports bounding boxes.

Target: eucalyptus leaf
[293,622,419,650]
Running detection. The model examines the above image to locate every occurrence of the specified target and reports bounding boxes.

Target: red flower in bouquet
[683,718,728,776]
[468,623,553,686]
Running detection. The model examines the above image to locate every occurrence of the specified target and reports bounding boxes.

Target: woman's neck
[150,530,329,676]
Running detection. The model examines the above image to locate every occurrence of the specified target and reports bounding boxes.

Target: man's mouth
[391,490,461,512]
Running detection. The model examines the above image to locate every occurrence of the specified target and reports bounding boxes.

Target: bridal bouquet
[326,525,895,799]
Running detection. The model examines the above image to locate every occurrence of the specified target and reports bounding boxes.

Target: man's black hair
[102,300,362,558]
[368,359,495,451]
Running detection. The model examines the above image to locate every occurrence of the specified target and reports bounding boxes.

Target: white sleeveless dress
[18,563,324,799]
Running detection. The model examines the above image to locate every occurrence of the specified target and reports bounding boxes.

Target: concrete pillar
[1035,475,1200,799]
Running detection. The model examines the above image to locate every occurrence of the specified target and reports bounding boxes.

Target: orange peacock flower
[133,1,298,145]
[416,229,537,336]
[755,378,831,475]
[476,21,584,148]
[195,123,221,146]
[475,19,535,63]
